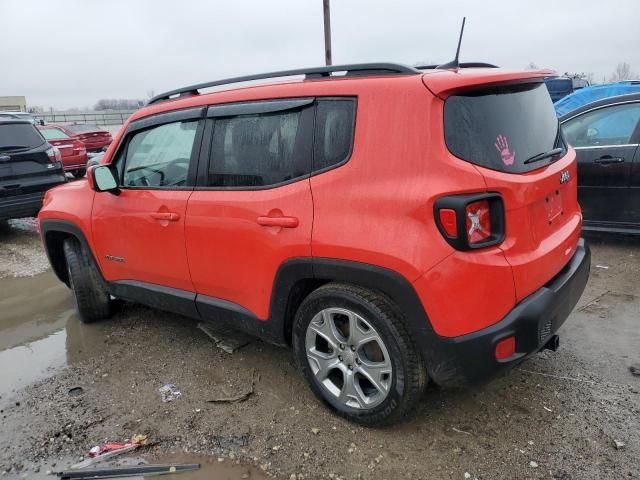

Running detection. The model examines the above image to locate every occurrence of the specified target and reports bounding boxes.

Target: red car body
[37,125,87,174]
[60,124,113,152]
[38,64,590,423]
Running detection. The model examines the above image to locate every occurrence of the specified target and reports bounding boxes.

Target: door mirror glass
[92,165,118,192]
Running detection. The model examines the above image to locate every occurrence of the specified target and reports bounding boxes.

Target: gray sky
[1,0,638,110]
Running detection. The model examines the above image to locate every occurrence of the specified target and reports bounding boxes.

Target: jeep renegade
[39,63,590,425]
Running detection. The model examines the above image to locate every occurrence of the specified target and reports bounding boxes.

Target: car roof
[558,92,640,122]
[0,118,33,125]
[131,64,553,124]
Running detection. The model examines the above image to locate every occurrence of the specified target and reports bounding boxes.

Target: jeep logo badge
[560,170,570,184]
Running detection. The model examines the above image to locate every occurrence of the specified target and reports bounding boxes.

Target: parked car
[555,81,640,117]
[39,63,590,425]
[61,124,113,152]
[560,92,640,234]
[37,125,88,178]
[0,119,66,221]
[0,111,43,125]
[545,76,574,102]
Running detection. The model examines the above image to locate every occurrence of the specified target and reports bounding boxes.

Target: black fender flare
[40,219,99,286]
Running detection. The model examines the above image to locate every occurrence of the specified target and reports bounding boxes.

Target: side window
[121,120,198,188]
[313,99,356,171]
[563,103,640,148]
[208,107,311,188]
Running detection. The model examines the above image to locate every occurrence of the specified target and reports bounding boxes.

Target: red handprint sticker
[494,134,515,166]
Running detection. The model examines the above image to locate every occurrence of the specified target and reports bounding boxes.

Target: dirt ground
[0,218,638,479]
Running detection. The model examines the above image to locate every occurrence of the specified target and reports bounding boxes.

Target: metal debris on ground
[71,434,149,469]
[614,440,626,450]
[159,383,182,402]
[197,321,252,353]
[207,369,255,403]
[211,434,250,448]
[58,463,199,479]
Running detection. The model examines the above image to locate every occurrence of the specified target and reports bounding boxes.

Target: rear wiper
[523,147,565,165]
[0,145,30,152]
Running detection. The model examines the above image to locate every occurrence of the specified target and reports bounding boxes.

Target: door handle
[150,212,180,221]
[594,156,624,165]
[257,215,299,228]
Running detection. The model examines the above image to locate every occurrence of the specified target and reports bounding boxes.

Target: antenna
[437,17,466,70]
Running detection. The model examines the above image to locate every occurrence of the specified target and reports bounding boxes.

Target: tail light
[45,147,62,163]
[434,193,505,250]
[72,141,86,154]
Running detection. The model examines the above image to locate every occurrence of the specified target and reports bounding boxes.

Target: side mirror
[89,165,119,194]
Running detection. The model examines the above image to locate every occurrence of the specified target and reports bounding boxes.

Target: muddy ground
[0,218,638,479]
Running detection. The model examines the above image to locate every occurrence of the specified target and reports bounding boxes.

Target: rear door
[0,122,65,196]
[185,98,315,321]
[92,109,204,292]
[442,80,582,302]
[561,100,640,225]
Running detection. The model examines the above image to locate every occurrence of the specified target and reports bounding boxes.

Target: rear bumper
[0,191,47,220]
[418,238,590,386]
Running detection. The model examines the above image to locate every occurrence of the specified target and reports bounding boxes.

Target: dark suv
[0,119,66,221]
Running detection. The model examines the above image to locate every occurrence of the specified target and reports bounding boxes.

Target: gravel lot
[0,219,638,479]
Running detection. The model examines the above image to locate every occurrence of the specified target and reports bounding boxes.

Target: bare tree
[609,62,638,82]
[526,61,539,70]
[94,98,144,111]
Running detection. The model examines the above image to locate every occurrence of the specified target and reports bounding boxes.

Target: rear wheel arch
[272,258,436,352]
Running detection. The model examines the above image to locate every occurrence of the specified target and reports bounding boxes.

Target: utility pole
[323,0,332,65]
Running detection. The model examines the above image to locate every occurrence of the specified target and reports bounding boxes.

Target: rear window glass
[40,128,71,140]
[0,123,45,150]
[313,99,356,171]
[444,82,561,173]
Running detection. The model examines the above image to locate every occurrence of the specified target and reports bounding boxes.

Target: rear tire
[293,283,427,426]
[63,238,115,323]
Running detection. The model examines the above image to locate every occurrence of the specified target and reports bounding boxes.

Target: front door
[185,99,315,321]
[92,112,204,292]
[562,101,640,225]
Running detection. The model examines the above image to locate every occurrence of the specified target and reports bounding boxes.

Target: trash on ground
[452,427,472,435]
[197,321,252,354]
[159,383,182,402]
[58,463,199,479]
[629,364,640,377]
[211,434,250,449]
[68,387,84,397]
[595,265,610,269]
[71,434,149,469]
[529,461,539,468]
[614,440,626,450]
[207,369,255,403]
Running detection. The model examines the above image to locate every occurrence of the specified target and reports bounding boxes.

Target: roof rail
[148,63,421,105]
[416,62,499,70]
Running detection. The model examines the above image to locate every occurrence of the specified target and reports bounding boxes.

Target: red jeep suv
[39,63,590,425]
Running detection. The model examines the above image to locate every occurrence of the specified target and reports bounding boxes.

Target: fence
[38,109,137,126]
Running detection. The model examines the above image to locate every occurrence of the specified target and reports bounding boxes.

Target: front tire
[293,283,427,426]
[63,238,115,323]
[72,168,86,179]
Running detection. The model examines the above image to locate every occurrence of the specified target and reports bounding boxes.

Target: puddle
[0,270,106,400]
[153,454,266,480]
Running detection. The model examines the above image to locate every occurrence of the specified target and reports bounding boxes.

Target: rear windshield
[0,123,45,150]
[444,82,562,173]
[40,128,71,140]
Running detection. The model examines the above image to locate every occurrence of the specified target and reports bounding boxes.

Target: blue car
[555,81,640,117]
